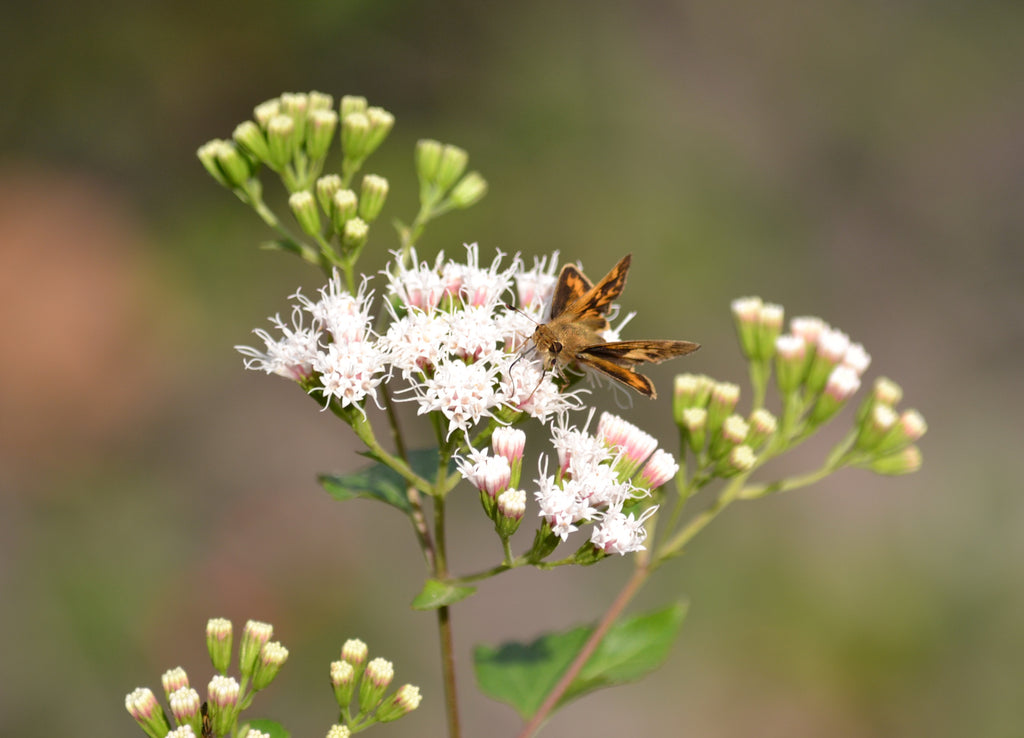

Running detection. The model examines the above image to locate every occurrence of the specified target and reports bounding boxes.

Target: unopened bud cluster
[415,138,488,211]
[850,377,926,475]
[330,639,421,731]
[125,619,287,738]
[674,374,763,476]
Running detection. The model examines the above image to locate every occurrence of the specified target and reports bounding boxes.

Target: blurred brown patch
[0,165,164,483]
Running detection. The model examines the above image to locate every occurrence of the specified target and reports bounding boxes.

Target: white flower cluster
[533,412,672,555]
[238,244,583,431]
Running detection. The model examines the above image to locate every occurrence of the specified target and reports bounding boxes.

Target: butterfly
[529,253,700,398]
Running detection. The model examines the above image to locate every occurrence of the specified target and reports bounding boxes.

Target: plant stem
[432,487,461,738]
[517,565,651,738]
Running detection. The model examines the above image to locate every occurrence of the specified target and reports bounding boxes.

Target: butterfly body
[530,254,699,399]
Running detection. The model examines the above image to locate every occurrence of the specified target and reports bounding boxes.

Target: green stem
[517,565,651,738]
[328,403,433,494]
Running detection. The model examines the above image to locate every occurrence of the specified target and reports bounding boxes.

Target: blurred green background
[2,1,1021,736]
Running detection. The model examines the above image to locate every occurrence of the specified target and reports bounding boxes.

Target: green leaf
[244,719,290,738]
[411,578,477,610]
[319,447,446,514]
[473,602,687,719]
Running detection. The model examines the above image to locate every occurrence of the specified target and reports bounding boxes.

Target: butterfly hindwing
[577,353,657,398]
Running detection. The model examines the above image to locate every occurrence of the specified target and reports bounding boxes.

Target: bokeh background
[2,1,1022,736]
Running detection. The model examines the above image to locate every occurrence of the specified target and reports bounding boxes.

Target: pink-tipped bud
[239,620,273,679]
[331,659,357,709]
[731,296,763,359]
[376,684,423,723]
[716,445,756,477]
[492,426,526,462]
[673,373,713,425]
[359,657,395,711]
[169,687,201,729]
[252,641,289,691]
[790,316,826,345]
[342,638,368,672]
[206,618,233,674]
[875,409,927,455]
[810,366,861,425]
[842,342,871,375]
[756,302,785,359]
[162,667,190,702]
[207,675,240,737]
[706,382,740,439]
[711,414,749,458]
[868,445,923,475]
[125,688,171,738]
[747,409,778,449]
[637,449,679,490]
[682,407,708,454]
[774,334,807,393]
[496,489,527,537]
[597,412,658,477]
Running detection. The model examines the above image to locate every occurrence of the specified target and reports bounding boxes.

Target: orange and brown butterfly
[529,253,699,399]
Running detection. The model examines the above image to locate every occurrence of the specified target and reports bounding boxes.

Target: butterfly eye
[551,341,563,354]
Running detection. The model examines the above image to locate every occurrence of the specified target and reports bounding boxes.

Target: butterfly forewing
[548,264,592,319]
[580,340,701,365]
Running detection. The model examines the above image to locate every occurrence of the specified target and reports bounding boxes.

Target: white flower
[313,340,388,412]
[590,505,657,555]
[380,308,450,378]
[299,271,374,344]
[534,470,587,540]
[384,248,447,313]
[236,305,319,381]
[514,251,560,314]
[842,342,871,375]
[550,412,611,475]
[454,243,517,308]
[444,304,505,362]
[414,358,509,439]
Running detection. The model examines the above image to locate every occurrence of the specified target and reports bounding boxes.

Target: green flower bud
[747,408,777,449]
[856,376,903,424]
[808,366,860,426]
[168,686,202,735]
[331,189,358,233]
[280,92,310,149]
[340,94,367,120]
[207,675,240,737]
[305,109,338,161]
[341,112,371,162]
[197,140,231,187]
[342,217,369,255]
[415,139,443,186]
[289,190,322,237]
[436,144,468,191]
[448,171,488,208]
[162,667,190,703]
[331,659,356,709]
[125,688,172,738]
[706,382,740,439]
[316,174,343,215]
[774,334,808,394]
[682,407,707,454]
[874,409,927,456]
[308,90,334,112]
[252,641,288,691]
[359,657,394,712]
[715,444,756,477]
[239,620,273,680]
[855,403,897,452]
[364,107,395,155]
[359,174,389,222]
[266,115,297,170]
[495,488,526,538]
[867,445,922,475]
[731,297,762,360]
[253,98,281,129]
[375,684,422,723]
[233,121,271,164]
[710,414,749,459]
[673,373,712,425]
[341,638,368,675]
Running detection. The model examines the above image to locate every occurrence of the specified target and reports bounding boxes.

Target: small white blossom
[444,304,505,362]
[514,251,560,314]
[414,358,509,438]
[299,271,374,344]
[842,342,871,375]
[380,308,450,378]
[384,248,447,312]
[590,505,657,555]
[313,340,388,412]
[454,243,517,308]
[502,356,583,421]
[237,305,319,381]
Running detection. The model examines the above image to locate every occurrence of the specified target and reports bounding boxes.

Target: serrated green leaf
[319,448,446,514]
[411,578,477,610]
[244,719,290,738]
[473,602,687,719]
